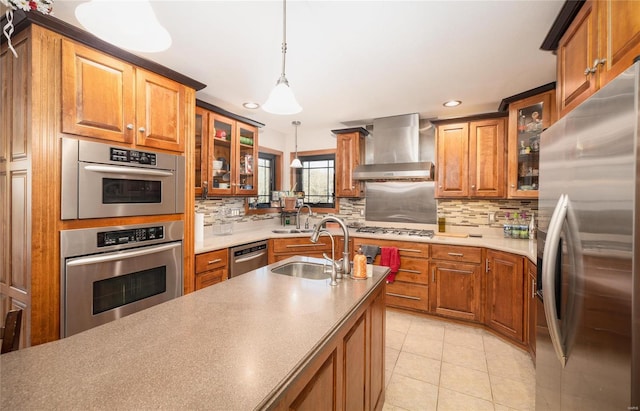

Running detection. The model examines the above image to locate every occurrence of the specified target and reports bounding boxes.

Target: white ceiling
[50,0,564,139]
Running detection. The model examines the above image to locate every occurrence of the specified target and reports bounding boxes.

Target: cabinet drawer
[431,245,482,263]
[385,282,429,312]
[195,249,228,273]
[195,268,226,290]
[272,238,332,254]
[353,238,429,259]
[388,257,428,285]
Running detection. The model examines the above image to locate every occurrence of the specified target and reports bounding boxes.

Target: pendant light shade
[290,121,303,168]
[75,0,171,53]
[263,0,302,115]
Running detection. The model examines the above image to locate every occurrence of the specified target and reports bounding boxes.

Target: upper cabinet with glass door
[506,89,556,199]
[194,101,262,197]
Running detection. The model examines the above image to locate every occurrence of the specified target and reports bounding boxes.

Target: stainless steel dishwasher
[229,240,268,278]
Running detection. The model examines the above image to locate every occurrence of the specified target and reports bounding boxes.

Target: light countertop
[0,256,389,410]
[196,220,537,262]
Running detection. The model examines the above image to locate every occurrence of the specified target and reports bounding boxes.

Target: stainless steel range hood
[352,113,435,180]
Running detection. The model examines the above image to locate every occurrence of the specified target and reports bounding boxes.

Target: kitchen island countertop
[0,256,389,410]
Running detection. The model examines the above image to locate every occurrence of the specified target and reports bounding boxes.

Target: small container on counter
[352,248,367,279]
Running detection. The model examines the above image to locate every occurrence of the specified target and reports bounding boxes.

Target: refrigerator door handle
[542,193,568,367]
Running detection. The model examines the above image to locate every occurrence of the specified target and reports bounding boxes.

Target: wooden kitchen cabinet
[485,249,525,343]
[353,238,430,312]
[333,128,368,198]
[195,101,260,197]
[507,90,555,199]
[268,237,333,264]
[272,284,385,411]
[556,0,640,118]
[436,117,506,198]
[62,39,187,152]
[430,245,483,322]
[525,259,537,357]
[194,249,228,290]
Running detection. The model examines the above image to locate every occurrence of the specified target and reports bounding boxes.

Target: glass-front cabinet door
[235,124,258,196]
[208,113,235,195]
[194,107,207,198]
[507,90,555,198]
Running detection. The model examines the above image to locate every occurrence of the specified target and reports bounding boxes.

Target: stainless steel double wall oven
[60,138,185,338]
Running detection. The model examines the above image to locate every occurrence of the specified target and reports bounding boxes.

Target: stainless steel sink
[271,228,315,234]
[271,262,331,280]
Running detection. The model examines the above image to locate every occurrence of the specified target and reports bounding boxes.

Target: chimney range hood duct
[352,113,435,180]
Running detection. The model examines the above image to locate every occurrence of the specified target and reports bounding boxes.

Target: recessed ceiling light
[443,100,462,107]
[243,102,260,109]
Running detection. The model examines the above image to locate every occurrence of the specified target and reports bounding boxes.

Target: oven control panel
[110,147,157,166]
[97,226,164,247]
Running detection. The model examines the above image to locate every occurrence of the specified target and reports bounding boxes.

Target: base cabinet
[353,238,430,312]
[525,259,537,357]
[430,247,482,322]
[271,284,385,411]
[194,249,228,290]
[485,249,525,342]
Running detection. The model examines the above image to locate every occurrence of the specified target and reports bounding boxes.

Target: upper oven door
[77,162,177,219]
[61,138,185,219]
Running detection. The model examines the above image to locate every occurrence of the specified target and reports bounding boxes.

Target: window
[293,152,335,209]
[257,153,275,207]
[245,147,282,213]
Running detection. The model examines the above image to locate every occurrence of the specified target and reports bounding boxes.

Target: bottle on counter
[520,212,529,239]
[511,213,520,239]
[353,248,367,279]
[528,214,537,240]
[503,212,512,238]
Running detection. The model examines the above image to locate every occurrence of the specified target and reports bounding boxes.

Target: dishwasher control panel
[232,242,267,258]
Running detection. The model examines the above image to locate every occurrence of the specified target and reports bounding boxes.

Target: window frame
[290,149,337,213]
[244,146,283,215]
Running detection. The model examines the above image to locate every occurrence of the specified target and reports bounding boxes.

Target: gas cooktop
[354,226,435,238]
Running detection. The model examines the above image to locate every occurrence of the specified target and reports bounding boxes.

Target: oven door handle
[84,165,175,177]
[66,242,181,267]
[234,251,267,264]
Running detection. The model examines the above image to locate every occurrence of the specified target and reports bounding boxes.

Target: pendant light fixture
[75,0,171,53]
[290,121,303,168]
[262,0,302,115]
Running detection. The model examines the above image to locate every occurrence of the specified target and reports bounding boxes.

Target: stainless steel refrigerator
[536,59,639,410]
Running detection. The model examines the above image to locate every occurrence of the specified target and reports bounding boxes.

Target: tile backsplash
[195,197,536,229]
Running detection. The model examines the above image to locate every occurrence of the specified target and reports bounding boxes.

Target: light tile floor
[383,309,535,411]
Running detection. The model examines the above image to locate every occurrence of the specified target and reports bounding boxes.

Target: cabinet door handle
[511,184,516,188]
[207,258,222,265]
[485,258,490,272]
[138,127,146,133]
[126,124,134,130]
[432,267,435,283]
[584,58,607,75]
[447,252,464,257]
[532,278,536,299]
[387,292,420,301]
[471,185,476,189]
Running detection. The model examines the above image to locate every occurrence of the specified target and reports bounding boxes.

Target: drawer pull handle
[448,252,464,257]
[207,258,222,265]
[398,248,422,253]
[386,292,420,301]
[432,267,435,283]
[286,243,327,248]
[398,268,421,274]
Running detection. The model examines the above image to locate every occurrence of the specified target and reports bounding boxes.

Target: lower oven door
[62,241,183,337]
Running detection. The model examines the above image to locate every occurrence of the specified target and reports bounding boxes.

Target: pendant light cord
[279,0,288,81]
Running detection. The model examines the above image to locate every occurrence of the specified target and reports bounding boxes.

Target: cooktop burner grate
[354,226,434,238]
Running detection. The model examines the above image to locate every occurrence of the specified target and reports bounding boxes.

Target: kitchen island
[0,256,389,410]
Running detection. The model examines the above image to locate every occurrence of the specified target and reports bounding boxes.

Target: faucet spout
[310,216,350,276]
[296,204,313,230]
